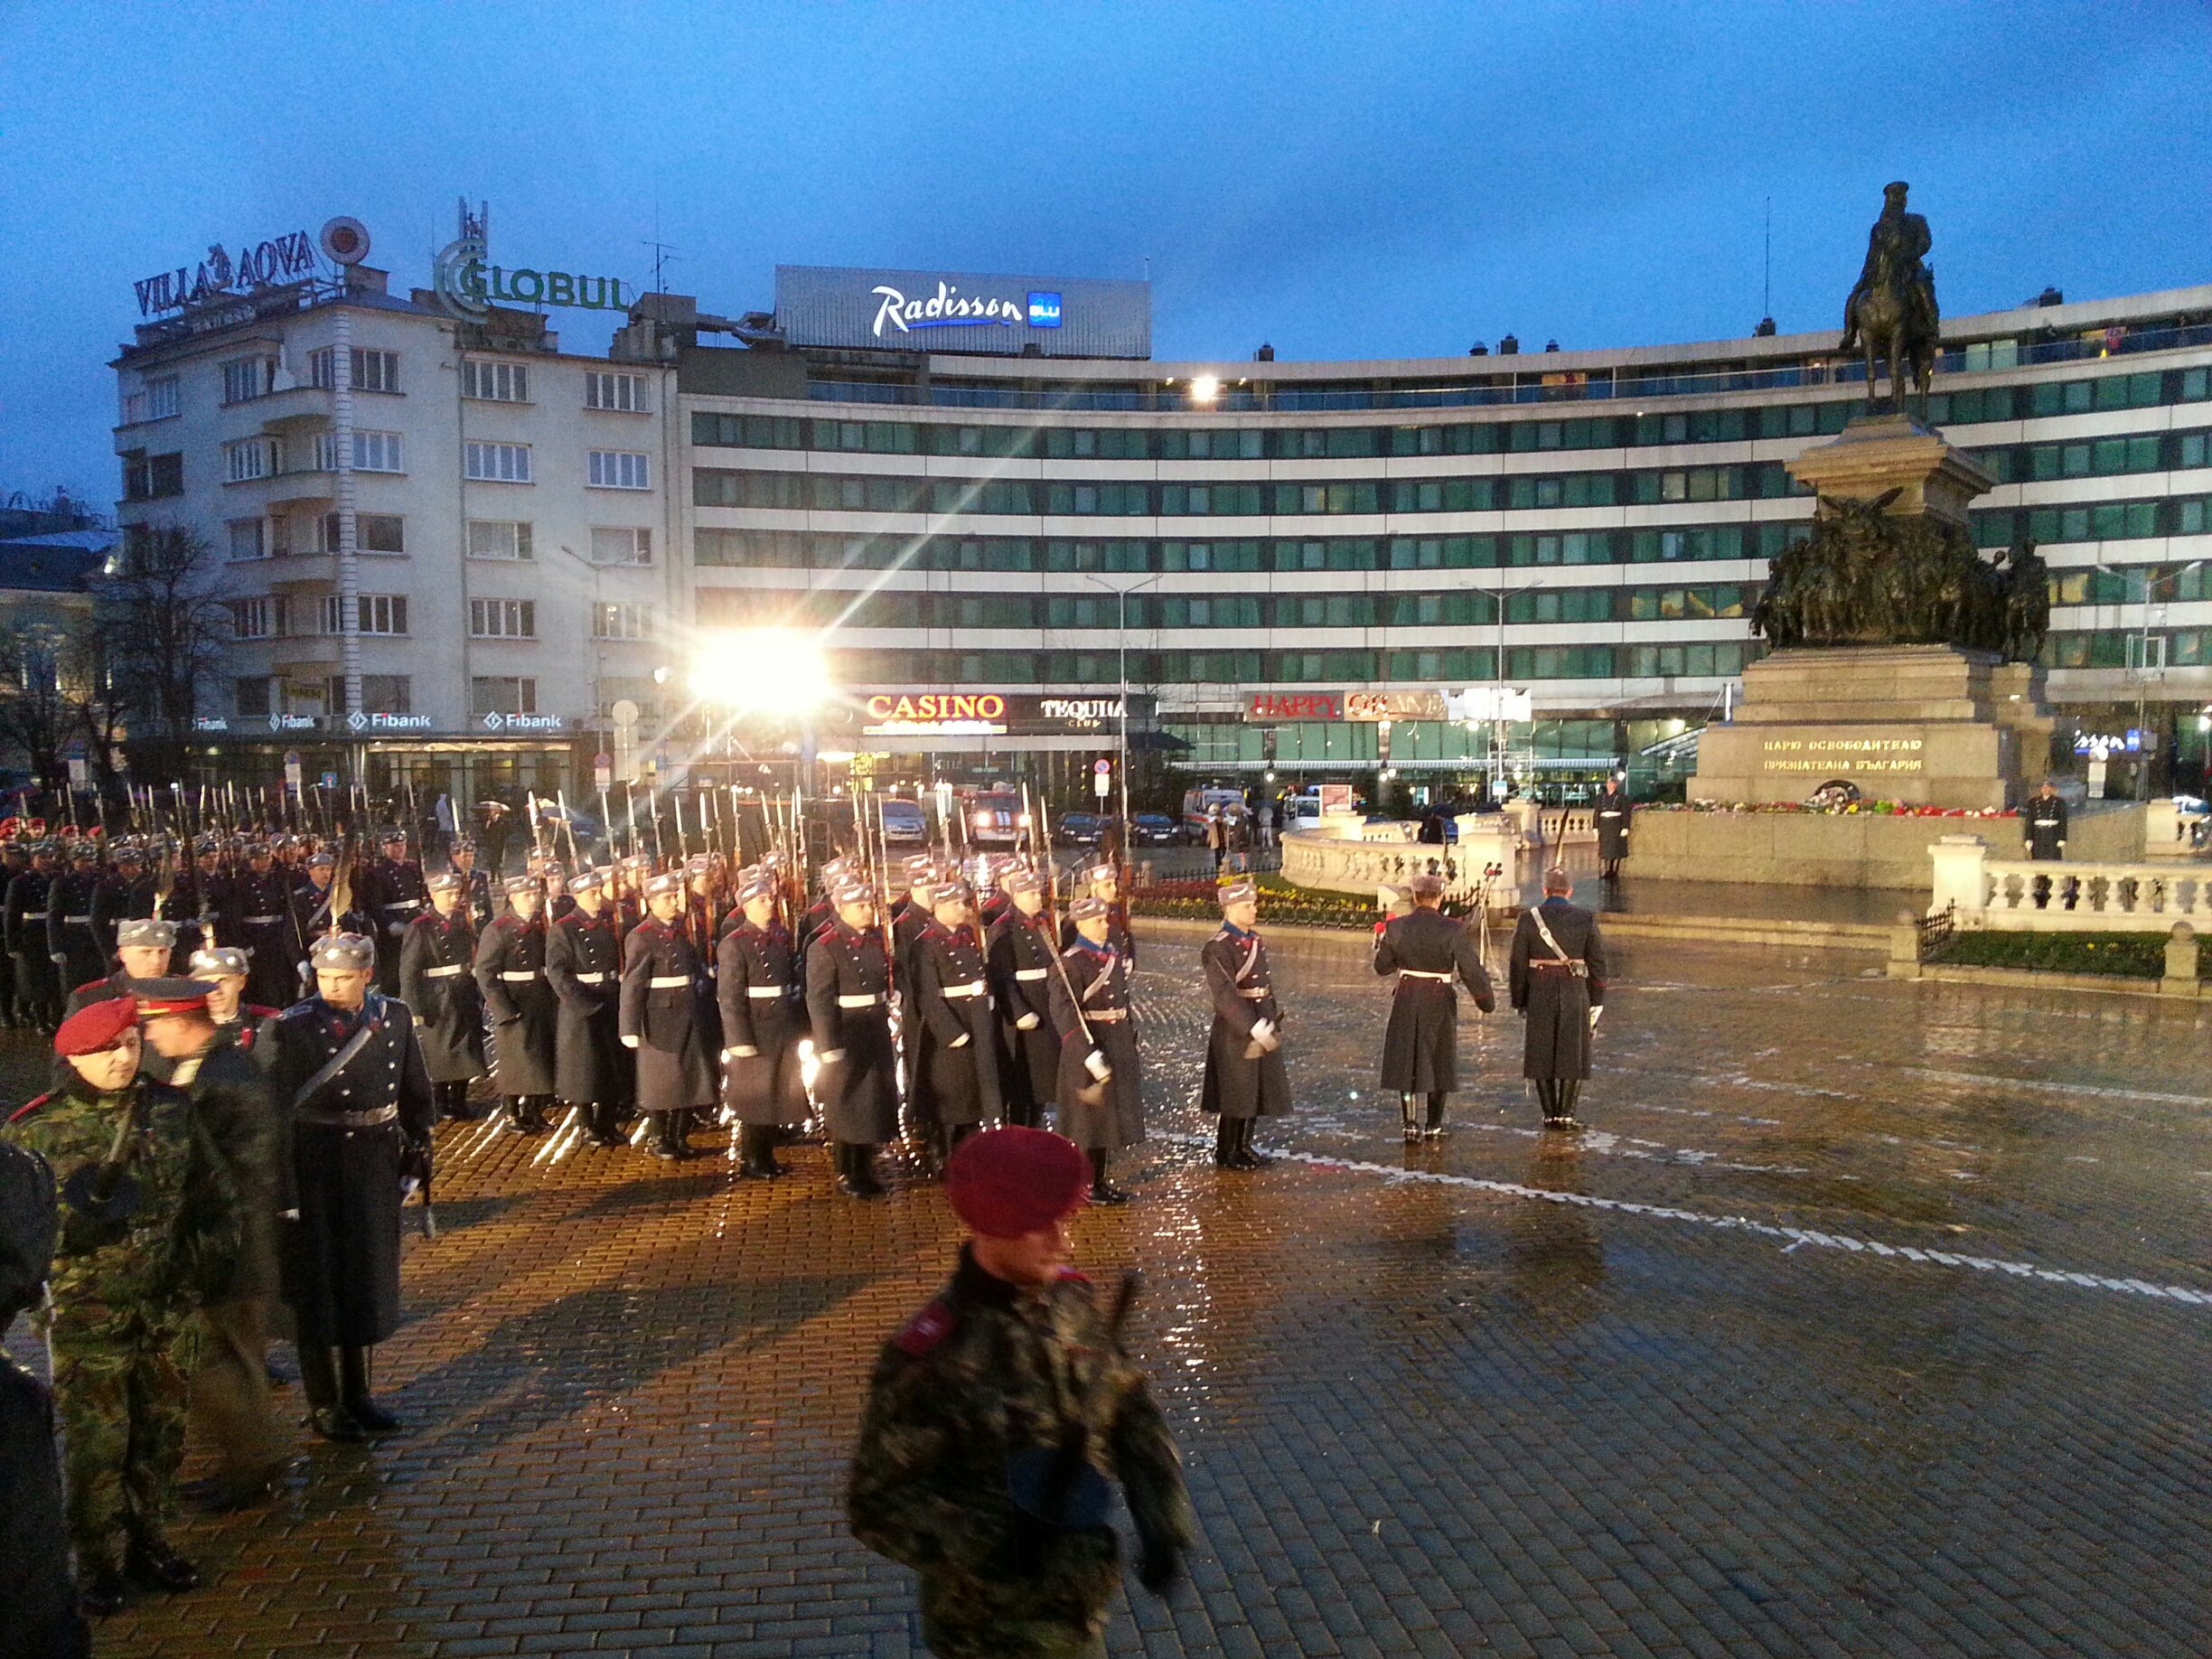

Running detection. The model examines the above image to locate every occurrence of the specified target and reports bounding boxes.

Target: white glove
[722,1045,757,1061]
[1589,1005,1603,1029]
[818,1048,846,1065]
[621,1034,640,1049]
[949,1033,970,1048]
[1015,1012,1040,1030]
[48,952,64,966]
[389,923,406,936]
[1084,1048,1112,1083]
[1247,1017,1280,1054]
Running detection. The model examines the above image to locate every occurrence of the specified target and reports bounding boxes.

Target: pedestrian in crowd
[2025,779,2068,860]
[1201,878,1288,1169]
[716,867,806,1179]
[911,877,1002,1167]
[264,933,435,1442]
[474,874,558,1134]
[131,979,287,1514]
[0,1131,89,1656]
[1509,866,1607,1129]
[1373,871,1496,1141]
[399,872,488,1122]
[546,867,630,1148]
[1050,895,1145,1205]
[477,799,514,878]
[848,1125,1193,1659]
[1593,774,1633,881]
[619,871,717,1161]
[986,867,1058,1129]
[1204,808,1225,873]
[1257,796,1276,851]
[806,872,900,1198]
[5,998,217,1615]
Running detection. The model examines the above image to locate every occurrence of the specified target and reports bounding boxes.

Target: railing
[1281,818,1519,908]
[1930,835,2212,931]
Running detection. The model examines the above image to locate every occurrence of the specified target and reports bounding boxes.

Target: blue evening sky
[3,1,2208,500]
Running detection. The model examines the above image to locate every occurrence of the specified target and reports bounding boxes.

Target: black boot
[504,1096,540,1134]
[736,1124,776,1179]
[839,1142,886,1197]
[1424,1092,1449,1140]
[1234,1118,1270,1168]
[1214,1117,1238,1167]
[1401,1093,1422,1143]
[299,1344,368,1442]
[78,1563,127,1617]
[1551,1080,1584,1129]
[124,1532,202,1593]
[1088,1148,1131,1204]
[340,1345,402,1434]
[650,1111,689,1159]
[586,1101,625,1147]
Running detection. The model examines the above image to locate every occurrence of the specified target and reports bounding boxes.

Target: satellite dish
[320,216,371,266]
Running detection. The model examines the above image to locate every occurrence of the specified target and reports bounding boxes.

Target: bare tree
[0,623,76,788]
[93,522,233,780]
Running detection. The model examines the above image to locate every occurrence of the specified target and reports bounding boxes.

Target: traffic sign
[1093,758,1111,800]
[594,752,613,792]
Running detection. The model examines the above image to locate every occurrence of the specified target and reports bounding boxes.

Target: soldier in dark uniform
[1049,895,1144,1205]
[541,860,575,923]
[357,829,427,994]
[286,852,370,999]
[2024,780,2068,861]
[1592,776,1633,881]
[716,867,806,1179]
[1374,870,1496,1141]
[5,998,220,1613]
[1061,858,1136,962]
[911,878,1003,1167]
[806,874,901,1197]
[1509,867,1608,1129]
[848,1126,1192,1659]
[399,873,488,1122]
[473,875,558,1134]
[230,843,296,1014]
[448,837,493,925]
[89,844,157,964]
[890,857,940,1097]
[545,867,628,1148]
[186,945,280,1057]
[619,872,717,1160]
[9,840,61,1030]
[48,842,108,995]
[63,915,178,1017]
[987,867,1059,1129]
[263,933,435,1441]
[174,835,230,959]
[1199,878,1289,1170]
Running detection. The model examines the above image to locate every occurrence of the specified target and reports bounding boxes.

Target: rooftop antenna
[642,202,678,295]
[1755,196,1777,337]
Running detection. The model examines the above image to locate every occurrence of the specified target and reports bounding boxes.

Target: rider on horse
[1841,181,1937,354]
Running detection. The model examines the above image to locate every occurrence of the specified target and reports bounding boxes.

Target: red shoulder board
[7,1091,53,1123]
[1054,1264,1092,1285]
[74,979,109,997]
[245,1005,280,1019]
[894,1298,959,1358]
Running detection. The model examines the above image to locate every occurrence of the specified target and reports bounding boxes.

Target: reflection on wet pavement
[15,921,2209,1658]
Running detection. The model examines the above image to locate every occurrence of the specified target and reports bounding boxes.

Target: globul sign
[134,230,319,317]
[434,204,624,321]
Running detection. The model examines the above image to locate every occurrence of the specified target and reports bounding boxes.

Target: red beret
[54,996,137,1057]
[944,1127,1090,1238]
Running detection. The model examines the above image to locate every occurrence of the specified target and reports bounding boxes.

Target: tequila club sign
[134,230,319,317]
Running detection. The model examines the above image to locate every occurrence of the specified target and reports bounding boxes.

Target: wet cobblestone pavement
[18,923,2212,1658]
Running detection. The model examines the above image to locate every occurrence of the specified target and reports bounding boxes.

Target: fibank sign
[777,265,1149,359]
[870,281,1063,339]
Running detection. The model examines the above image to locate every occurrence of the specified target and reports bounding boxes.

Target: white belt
[1236,988,1269,998]
[1014,968,1047,981]
[746,984,786,998]
[20,911,45,921]
[384,899,422,910]
[941,979,986,998]
[425,964,464,979]
[500,970,540,981]
[838,992,883,1008]
[573,971,607,984]
[650,974,691,989]
[1399,969,1454,981]
[242,914,279,925]
[64,914,91,924]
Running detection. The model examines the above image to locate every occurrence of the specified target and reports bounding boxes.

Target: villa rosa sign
[134,230,318,317]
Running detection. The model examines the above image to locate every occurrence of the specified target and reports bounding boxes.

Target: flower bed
[1129,871,1478,932]
[1663,801,2017,818]
[1926,930,2189,979]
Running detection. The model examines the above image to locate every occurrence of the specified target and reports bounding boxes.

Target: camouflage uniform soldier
[5,998,231,1615]
[848,1126,1194,1659]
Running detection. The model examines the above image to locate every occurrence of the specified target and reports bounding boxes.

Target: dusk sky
[3,1,2208,500]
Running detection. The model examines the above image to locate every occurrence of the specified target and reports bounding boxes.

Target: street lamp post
[1488,576,1547,801]
[1082,572,1162,838]
[2095,558,2203,799]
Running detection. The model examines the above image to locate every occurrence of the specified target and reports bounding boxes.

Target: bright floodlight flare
[1190,373,1220,403]
[689,630,830,714]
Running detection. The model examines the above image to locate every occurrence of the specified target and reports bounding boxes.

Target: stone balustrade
[1283,816,1519,904]
[1930,833,2212,931]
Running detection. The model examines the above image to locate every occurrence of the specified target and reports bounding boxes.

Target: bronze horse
[1842,183,1941,417]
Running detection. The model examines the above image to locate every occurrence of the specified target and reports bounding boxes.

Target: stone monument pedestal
[1689,644,2053,810]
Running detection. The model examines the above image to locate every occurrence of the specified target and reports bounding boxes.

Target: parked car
[1130,812,1182,847]
[1055,811,1103,848]
[878,798,930,848]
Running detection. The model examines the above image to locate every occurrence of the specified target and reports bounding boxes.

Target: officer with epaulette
[230,842,296,1014]
[987,867,1059,1129]
[717,866,806,1179]
[399,873,488,1122]
[911,877,1002,1169]
[48,839,108,993]
[263,933,435,1442]
[8,839,61,1030]
[357,829,426,994]
[1199,877,1289,1170]
[1374,869,1495,1141]
[1049,895,1146,1205]
[806,872,900,1197]
[848,1126,1193,1659]
[545,867,628,1148]
[1509,866,1608,1129]
[474,874,558,1134]
[5,998,220,1614]
[619,870,717,1160]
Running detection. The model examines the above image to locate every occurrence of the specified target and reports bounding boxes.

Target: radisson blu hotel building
[680,263,2212,801]
[114,226,2212,805]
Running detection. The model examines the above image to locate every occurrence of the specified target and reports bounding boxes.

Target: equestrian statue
[1840,181,1940,416]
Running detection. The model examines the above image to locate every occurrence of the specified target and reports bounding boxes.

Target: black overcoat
[986,909,1060,1113]
[1592,787,1633,862]
[1047,941,1144,1152]
[620,917,718,1111]
[1508,898,1608,1081]
[717,920,808,1126]
[1198,925,1290,1120]
[399,909,487,1083]
[546,906,629,1106]
[803,919,902,1145]
[359,856,428,992]
[264,991,435,1346]
[1374,908,1495,1092]
[2024,795,2068,860]
[474,911,558,1097]
[912,923,1003,1130]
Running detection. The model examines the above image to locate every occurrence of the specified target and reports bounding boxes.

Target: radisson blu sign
[775,265,1149,359]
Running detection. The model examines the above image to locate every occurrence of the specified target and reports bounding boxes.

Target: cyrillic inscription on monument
[1758,736,1926,774]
